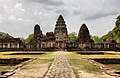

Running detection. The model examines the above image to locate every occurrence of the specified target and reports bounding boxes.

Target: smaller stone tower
[29,24,43,49]
[78,24,93,43]
[34,24,43,39]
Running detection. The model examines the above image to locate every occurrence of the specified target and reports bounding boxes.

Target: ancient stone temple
[29,24,44,49]
[77,24,94,49]
[78,24,94,43]
[34,24,43,39]
[54,15,69,49]
[0,38,25,51]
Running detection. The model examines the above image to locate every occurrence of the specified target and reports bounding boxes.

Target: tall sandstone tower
[54,15,69,49]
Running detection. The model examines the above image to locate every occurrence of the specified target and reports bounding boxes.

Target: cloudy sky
[0,0,120,38]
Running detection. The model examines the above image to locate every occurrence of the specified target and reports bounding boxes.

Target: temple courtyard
[1,51,120,78]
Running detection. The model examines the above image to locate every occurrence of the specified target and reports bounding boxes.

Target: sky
[0,0,120,38]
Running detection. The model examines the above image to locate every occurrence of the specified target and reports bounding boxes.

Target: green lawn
[21,59,53,70]
[0,66,12,73]
[0,51,56,73]
[66,52,103,73]
[0,52,56,58]
[70,59,103,73]
[66,51,120,77]
[108,64,120,70]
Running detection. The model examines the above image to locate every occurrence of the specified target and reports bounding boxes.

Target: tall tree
[113,15,120,43]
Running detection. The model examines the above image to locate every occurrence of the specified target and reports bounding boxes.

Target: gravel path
[44,51,76,78]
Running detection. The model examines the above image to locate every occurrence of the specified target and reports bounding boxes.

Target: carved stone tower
[34,24,43,39]
[54,15,69,49]
[29,24,43,49]
[78,24,93,43]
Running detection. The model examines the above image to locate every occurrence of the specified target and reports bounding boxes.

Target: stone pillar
[8,43,10,48]
[17,43,19,48]
[3,44,5,48]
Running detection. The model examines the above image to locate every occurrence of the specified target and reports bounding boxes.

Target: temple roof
[0,38,21,43]
[58,15,64,20]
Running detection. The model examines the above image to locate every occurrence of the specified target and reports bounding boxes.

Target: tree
[92,36,102,43]
[113,15,120,43]
[1,33,13,39]
[23,33,34,44]
[68,32,78,42]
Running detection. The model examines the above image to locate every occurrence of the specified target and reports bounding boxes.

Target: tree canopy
[68,32,78,42]
[0,33,13,39]
[92,36,102,43]
[113,15,120,43]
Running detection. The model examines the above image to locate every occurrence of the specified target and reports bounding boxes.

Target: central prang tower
[54,15,69,49]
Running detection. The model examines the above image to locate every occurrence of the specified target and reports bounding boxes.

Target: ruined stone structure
[28,15,69,50]
[29,24,44,49]
[78,24,94,43]
[77,24,94,49]
[0,38,25,51]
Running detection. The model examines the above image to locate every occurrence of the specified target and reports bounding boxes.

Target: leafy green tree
[113,15,120,43]
[22,33,34,44]
[68,32,78,42]
[101,31,115,42]
[1,33,13,39]
[92,36,102,43]
[19,37,26,44]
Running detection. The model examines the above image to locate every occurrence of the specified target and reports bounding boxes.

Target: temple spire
[58,15,64,20]
[54,15,67,35]
[78,24,93,43]
[34,24,42,39]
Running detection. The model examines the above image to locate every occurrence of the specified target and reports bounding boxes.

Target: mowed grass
[0,66,12,73]
[0,51,56,58]
[66,52,120,77]
[66,52,120,59]
[0,51,56,73]
[21,59,53,70]
[70,59,103,73]
[66,52,103,73]
[108,64,120,70]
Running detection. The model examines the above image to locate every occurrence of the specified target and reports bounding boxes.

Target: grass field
[66,52,103,73]
[0,66,12,73]
[65,52,120,78]
[0,51,56,73]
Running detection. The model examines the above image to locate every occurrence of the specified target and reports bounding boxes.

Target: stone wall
[0,58,30,66]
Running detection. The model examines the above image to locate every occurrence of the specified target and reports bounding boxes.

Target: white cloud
[8,15,16,20]
[0,0,120,38]
[14,3,25,11]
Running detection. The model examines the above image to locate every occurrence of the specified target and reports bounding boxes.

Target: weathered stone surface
[44,52,76,78]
